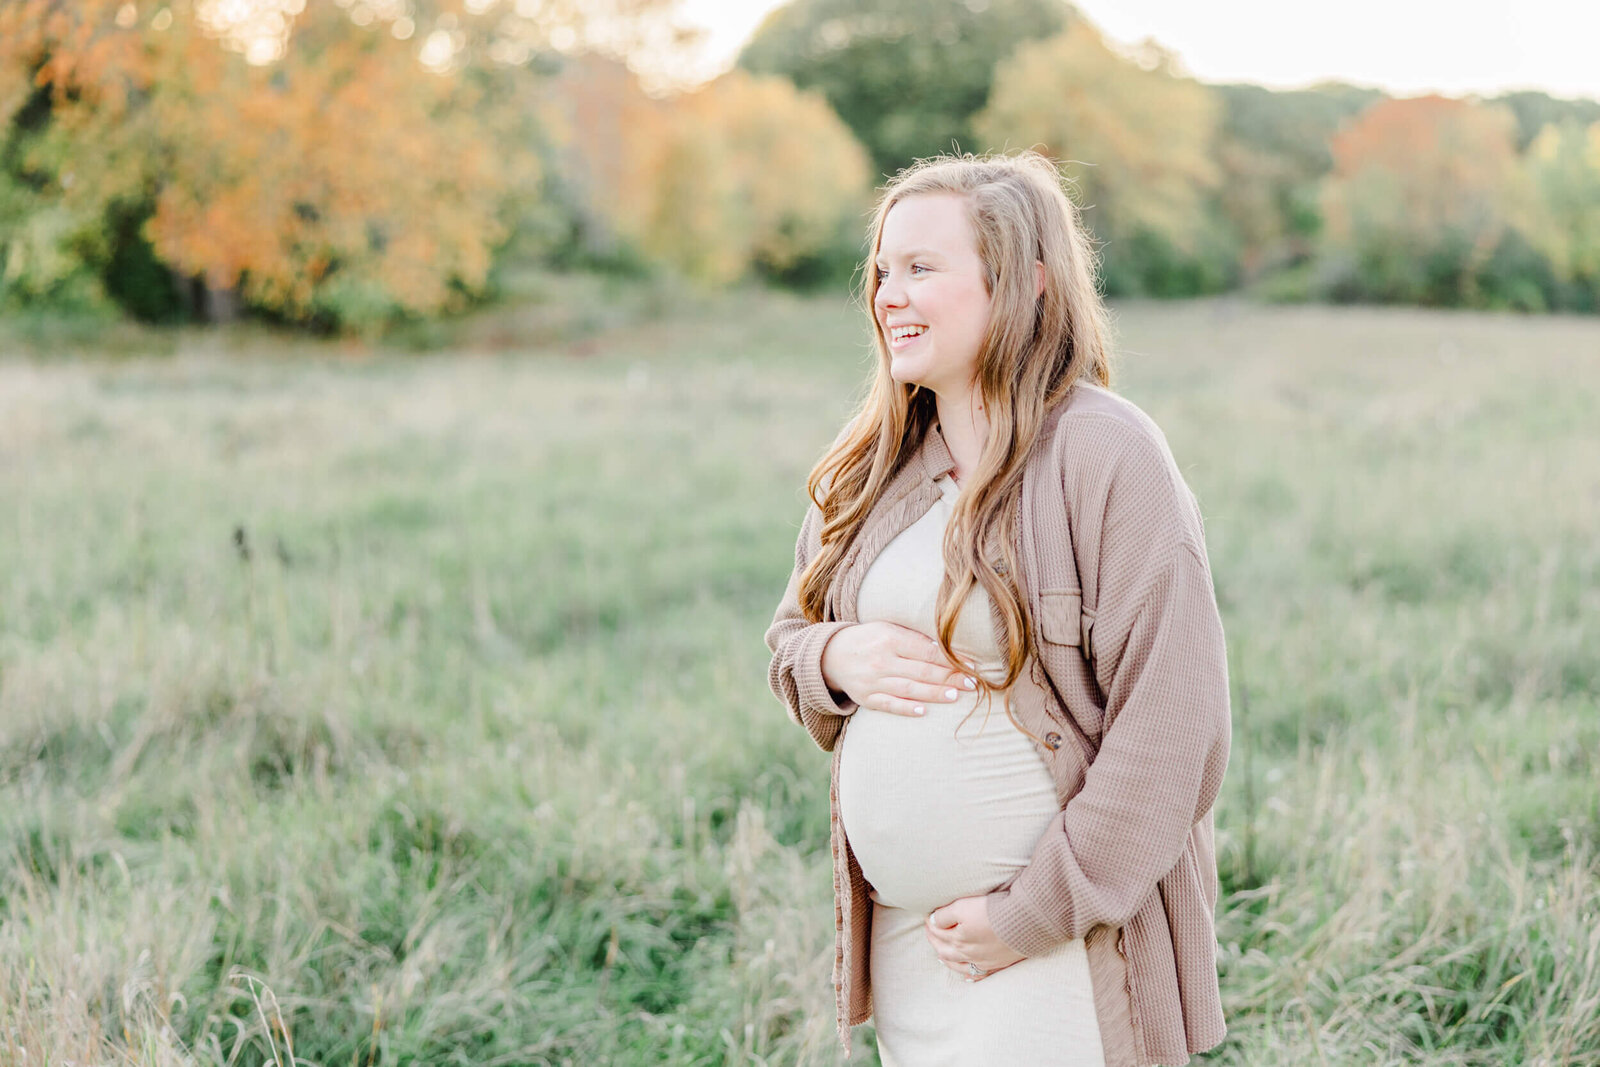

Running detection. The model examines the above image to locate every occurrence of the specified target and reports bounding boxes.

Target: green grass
[1,289,1597,1065]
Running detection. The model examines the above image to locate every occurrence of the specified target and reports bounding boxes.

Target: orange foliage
[544,53,669,251]
[1324,95,1524,243]
[2,0,525,324]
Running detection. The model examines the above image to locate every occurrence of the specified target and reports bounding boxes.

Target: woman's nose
[875,274,905,310]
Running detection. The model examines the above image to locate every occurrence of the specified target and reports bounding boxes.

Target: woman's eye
[875,268,888,281]
[910,263,929,274]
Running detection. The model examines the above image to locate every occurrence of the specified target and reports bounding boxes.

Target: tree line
[3,0,1599,333]
[735,0,1600,311]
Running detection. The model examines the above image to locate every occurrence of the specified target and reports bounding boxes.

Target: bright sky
[673,0,1600,100]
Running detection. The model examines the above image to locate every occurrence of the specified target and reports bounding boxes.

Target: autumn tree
[0,0,702,328]
[0,0,538,327]
[691,70,873,281]
[540,53,669,269]
[1210,81,1380,279]
[739,0,1072,176]
[974,23,1226,294]
[549,61,872,285]
[0,0,154,313]
[1318,94,1527,307]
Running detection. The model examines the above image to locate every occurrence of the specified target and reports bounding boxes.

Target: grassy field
[2,283,1598,1065]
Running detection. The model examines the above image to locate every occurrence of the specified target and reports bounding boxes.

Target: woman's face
[873,193,993,399]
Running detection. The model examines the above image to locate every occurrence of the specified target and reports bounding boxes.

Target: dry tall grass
[1,292,1596,1064]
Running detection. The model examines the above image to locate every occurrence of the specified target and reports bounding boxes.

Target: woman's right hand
[819,622,977,717]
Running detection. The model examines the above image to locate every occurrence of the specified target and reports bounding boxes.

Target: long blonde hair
[798,152,1113,699]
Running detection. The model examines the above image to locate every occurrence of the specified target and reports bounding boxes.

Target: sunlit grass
[1,290,1596,1064]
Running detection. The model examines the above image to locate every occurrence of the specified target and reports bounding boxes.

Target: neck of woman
[934,384,989,487]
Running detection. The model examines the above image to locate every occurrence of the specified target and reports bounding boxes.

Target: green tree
[1211,82,1380,278]
[1489,90,1600,152]
[0,0,150,315]
[974,23,1226,295]
[738,0,1072,177]
[1522,120,1600,310]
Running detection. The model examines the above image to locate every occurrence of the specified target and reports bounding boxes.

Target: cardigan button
[1045,732,1062,750]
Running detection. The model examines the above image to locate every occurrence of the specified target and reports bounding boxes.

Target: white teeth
[890,325,926,341]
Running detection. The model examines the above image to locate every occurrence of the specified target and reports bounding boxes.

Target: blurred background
[4,0,1600,329]
[1,2,1597,1065]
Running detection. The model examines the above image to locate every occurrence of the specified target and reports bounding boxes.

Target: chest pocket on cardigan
[1038,589,1083,647]
[1038,588,1098,671]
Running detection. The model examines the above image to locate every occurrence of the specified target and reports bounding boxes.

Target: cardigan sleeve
[765,500,858,753]
[987,421,1232,955]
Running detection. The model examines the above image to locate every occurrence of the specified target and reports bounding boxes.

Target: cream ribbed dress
[837,473,1104,1067]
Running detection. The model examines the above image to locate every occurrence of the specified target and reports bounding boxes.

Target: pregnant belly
[837,694,1061,916]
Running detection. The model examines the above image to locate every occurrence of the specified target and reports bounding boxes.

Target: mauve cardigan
[765,383,1231,1066]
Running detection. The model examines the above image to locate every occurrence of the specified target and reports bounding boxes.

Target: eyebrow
[874,248,944,265]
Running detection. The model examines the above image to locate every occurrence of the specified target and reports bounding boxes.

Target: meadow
[1,282,1597,1065]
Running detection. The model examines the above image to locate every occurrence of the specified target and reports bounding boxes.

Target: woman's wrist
[818,622,856,695]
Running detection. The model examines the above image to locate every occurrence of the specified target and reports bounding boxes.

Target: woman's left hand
[925,894,1026,982]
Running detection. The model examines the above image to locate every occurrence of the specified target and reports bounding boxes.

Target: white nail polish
[913,705,925,716]
[944,688,958,700]
[963,676,976,690]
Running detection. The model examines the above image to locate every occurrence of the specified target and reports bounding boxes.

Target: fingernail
[913,705,926,716]
[944,688,958,700]
[963,676,976,690]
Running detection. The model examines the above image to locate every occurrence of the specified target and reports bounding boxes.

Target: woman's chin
[888,360,930,390]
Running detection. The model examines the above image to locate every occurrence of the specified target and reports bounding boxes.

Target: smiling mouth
[888,324,927,347]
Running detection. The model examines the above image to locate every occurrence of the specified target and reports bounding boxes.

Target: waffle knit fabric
[765,383,1232,1066]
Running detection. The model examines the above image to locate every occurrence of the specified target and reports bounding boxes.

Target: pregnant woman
[766,153,1232,1066]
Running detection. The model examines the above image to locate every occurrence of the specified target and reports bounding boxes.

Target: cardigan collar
[918,420,958,483]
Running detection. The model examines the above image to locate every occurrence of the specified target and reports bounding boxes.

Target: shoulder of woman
[1043,382,1186,495]
[1042,388,1214,610]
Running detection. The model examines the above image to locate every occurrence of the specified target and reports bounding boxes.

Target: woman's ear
[1035,260,1046,298]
